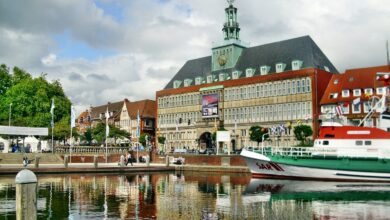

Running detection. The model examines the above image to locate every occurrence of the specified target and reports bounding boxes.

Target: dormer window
[206,75,213,83]
[364,88,373,96]
[330,93,338,99]
[342,90,350,97]
[219,73,226,81]
[184,79,193,87]
[245,68,254,77]
[260,65,270,75]
[353,89,361,97]
[195,77,203,85]
[173,80,182,88]
[333,79,339,84]
[276,63,286,73]
[232,71,241,79]
[291,60,303,70]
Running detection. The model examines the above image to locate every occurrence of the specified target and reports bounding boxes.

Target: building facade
[320,65,390,126]
[156,2,338,151]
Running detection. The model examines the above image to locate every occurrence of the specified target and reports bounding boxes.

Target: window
[276,63,286,73]
[376,87,385,95]
[352,102,361,114]
[246,68,254,77]
[363,101,370,113]
[195,77,203,85]
[342,103,349,114]
[323,140,329,145]
[291,60,303,70]
[219,73,226,81]
[306,78,311,92]
[330,93,338,99]
[353,89,361,97]
[356,140,363,146]
[334,79,339,84]
[206,75,213,83]
[342,90,350,97]
[232,71,241,79]
[173,80,182,88]
[184,79,192,87]
[365,140,372,145]
[364,88,373,96]
[260,65,270,75]
[324,66,330,72]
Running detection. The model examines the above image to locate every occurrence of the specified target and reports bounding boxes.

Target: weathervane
[227,0,235,6]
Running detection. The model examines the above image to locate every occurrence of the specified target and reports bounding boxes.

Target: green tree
[157,136,166,145]
[51,116,78,145]
[293,125,313,146]
[81,128,93,145]
[0,67,71,127]
[108,125,130,146]
[0,64,11,96]
[139,133,147,147]
[249,126,269,146]
[91,122,130,146]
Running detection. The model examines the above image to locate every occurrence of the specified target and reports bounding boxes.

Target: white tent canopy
[0,137,10,153]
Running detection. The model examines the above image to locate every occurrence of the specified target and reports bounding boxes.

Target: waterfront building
[156,1,338,151]
[320,65,390,126]
[76,99,156,145]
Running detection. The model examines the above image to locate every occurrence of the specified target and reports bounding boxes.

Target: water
[1,172,390,219]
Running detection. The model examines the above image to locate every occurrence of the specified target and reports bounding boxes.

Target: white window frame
[219,73,226,81]
[173,80,182,88]
[291,60,303,71]
[260,65,270,75]
[352,102,361,114]
[376,87,385,95]
[363,101,370,113]
[330,93,338,99]
[184,79,192,87]
[364,88,373,96]
[342,103,349,114]
[195,77,203,85]
[232,71,241,80]
[353,89,361,97]
[342,89,350,98]
[206,75,213,83]
[276,63,286,73]
[245,68,254,77]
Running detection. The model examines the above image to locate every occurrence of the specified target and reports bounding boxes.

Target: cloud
[1,0,390,115]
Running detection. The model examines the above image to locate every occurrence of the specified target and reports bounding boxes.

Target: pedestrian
[127,152,133,166]
[22,156,28,167]
[119,154,125,166]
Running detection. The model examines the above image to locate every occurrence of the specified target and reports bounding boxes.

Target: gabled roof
[320,65,390,105]
[124,99,156,119]
[164,35,338,89]
[90,101,124,120]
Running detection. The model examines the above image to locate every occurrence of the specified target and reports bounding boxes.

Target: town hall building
[156,1,338,152]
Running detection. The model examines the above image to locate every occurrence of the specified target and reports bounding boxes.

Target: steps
[0,153,63,164]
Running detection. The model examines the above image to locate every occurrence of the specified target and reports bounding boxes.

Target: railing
[55,146,131,154]
[246,146,338,158]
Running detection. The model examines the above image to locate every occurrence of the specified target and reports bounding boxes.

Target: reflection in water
[0,172,390,219]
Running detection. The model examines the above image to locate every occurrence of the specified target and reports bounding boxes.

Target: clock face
[218,54,227,66]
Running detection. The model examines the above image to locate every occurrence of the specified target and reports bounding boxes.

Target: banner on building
[202,94,219,118]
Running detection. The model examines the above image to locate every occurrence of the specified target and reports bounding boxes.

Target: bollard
[146,155,150,167]
[64,155,69,168]
[120,155,125,167]
[165,155,169,167]
[34,156,40,168]
[15,169,37,220]
[93,155,98,168]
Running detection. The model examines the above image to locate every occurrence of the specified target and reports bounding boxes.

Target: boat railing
[249,146,337,158]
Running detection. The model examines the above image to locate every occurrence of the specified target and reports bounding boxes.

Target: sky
[0,0,389,114]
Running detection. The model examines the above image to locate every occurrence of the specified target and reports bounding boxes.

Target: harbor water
[1,172,390,219]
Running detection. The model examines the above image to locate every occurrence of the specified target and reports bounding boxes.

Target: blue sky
[0,0,389,113]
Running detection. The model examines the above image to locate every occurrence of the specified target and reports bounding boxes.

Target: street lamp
[9,103,12,127]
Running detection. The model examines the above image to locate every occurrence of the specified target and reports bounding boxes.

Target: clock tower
[212,0,248,71]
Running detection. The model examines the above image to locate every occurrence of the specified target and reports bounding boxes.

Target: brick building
[156,1,338,152]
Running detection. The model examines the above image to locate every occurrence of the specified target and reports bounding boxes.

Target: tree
[157,136,166,145]
[249,126,269,146]
[0,64,11,96]
[81,128,93,145]
[139,133,147,147]
[293,125,313,146]
[91,122,130,146]
[108,125,130,146]
[0,66,71,127]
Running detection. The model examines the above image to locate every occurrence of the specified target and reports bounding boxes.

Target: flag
[50,98,55,115]
[270,126,276,135]
[136,109,140,138]
[279,124,285,132]
[353,97,361,105]
[71,105,76,128]
[335,105,343,116]
[105,107,110,137]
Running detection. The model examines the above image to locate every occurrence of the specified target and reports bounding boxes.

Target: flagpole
[70,124,72,163]
[51,98,55,154]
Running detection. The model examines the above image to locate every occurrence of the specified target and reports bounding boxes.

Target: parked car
[173,148,187,154]
[199,148,215,155]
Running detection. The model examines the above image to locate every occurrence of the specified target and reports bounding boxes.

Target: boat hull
[241,149,390,182]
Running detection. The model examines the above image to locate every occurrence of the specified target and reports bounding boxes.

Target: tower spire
[223,0,240,41]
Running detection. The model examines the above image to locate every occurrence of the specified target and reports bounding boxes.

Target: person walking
[126,152,133,166]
